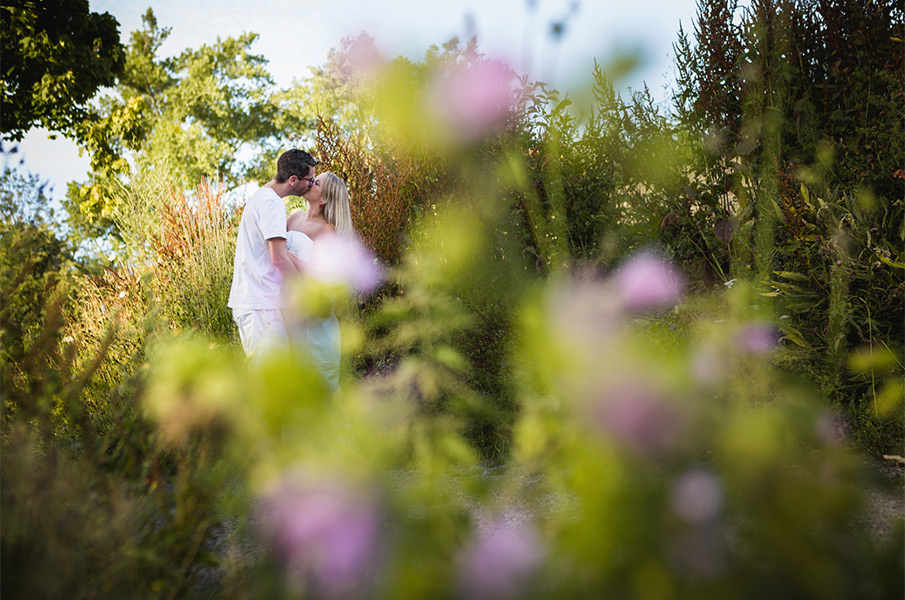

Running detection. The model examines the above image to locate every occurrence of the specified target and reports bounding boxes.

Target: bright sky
[12,0,701,203]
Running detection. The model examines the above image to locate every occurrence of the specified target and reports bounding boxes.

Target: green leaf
[773,270,811,282]
[878,255,905,270]
[779,325,812,349]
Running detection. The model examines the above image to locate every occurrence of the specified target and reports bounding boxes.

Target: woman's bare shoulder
[287,210,305,231]
[310,222,336,239]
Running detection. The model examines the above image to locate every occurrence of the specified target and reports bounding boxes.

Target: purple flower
[666,470,729,578]
[457,517,545,599]
[733,322,779,354]
[614,252,684,312]
[259,476,381,596]
[435,59,515,140]
[335,35,383,84]
[593,380,681,454]
[815,412,847,446]
[670,469,723,524]
[308,234,383,294]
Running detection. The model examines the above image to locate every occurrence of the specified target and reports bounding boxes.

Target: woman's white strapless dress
[286,230,341,390]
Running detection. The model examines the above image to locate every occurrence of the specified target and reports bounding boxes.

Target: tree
[67,9,297,241]
[0,167,76,370]
[276,31,384,140]
[0,0,125,141]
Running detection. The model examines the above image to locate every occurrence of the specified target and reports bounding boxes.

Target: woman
[285,171,354,390]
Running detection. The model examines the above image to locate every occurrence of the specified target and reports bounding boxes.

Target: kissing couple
[227,149,354,390]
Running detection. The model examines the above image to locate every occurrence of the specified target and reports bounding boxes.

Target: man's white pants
[232,309,288,364]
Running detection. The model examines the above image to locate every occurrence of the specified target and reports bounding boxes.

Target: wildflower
[435,59,515,140]
[691,344,727,385]
[457,517,544,599]
[733,322,778,354]
[335,34,383,85]
[259,475,381,597]
[549,273,622,344]
[815,412,846,445]
[307,234,383,294]
[614,252,684,312]
[670,469,723,524]
[593,380,681,454]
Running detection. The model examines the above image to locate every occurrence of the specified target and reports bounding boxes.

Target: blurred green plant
[1,275,246,598]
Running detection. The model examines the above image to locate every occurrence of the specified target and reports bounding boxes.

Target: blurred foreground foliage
[2,0,903,597]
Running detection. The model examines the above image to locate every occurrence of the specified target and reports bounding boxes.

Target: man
[228,149,318,361]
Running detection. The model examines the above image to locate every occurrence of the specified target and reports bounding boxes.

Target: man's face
[292,165,316,195]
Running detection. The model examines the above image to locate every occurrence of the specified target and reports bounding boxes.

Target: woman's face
[303,173,326,204]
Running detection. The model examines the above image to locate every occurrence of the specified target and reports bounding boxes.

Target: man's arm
[267,237,300,277]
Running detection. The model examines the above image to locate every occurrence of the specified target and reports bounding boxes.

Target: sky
[11,0,702,204]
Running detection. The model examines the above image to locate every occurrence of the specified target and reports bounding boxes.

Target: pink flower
[670,469,723,524]
[691,344,728,385]
[308,234,383,294]
[259,476,381,596]
[593,380,681,454]
[614,252,684,312]
[549,273,622,344]
[815,412,847,446]
[733,322,778,354]
[335,34,383,84]
[457,517,545,599]
[435,59,515,140]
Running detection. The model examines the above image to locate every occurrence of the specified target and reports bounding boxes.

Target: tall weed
[114,174,238,343]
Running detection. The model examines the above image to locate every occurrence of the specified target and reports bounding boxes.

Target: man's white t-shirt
[227,186,288,310]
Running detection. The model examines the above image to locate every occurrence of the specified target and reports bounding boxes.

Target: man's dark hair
[275,149,318,183]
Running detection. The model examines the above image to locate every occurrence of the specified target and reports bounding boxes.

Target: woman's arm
[288,252,307,273]
[267,237,301,277]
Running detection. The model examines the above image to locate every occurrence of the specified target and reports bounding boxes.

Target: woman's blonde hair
[320,172,354,236]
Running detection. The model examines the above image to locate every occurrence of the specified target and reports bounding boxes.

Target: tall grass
[314,117,445,265]
[115,173,238,343]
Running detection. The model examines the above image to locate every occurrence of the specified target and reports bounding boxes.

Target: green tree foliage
[277,31,383,139]
[673,0,904,450]
[67,9,294,240]
[513,68,685,271]
[0,168,75,373]
[0,0,125,141]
